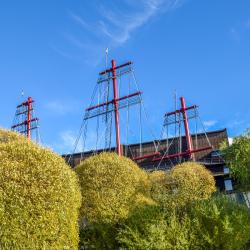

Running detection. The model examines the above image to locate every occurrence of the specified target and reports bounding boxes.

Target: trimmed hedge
[0,129,81,250]
[0,128,27,143]
[75,152,150,224]
[150,162,216,208]
[171,162,216,204]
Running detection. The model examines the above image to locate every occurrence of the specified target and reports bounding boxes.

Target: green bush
[0,129,81,250]
[117,205,196,250]
[117,195,250,250]
[171,162,216,203]
[75,152,150,224]
[188,195,250,250]
[76,152,152,249]
[220,129,250,190]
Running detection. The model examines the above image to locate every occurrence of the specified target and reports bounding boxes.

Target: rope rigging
[67,58,214,170]
[154,95,213,168]
[69,58,162,164]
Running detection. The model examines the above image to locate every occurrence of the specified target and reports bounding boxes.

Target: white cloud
[61,0,186,64]
[60,130,79,151]
[228,137,233,145]
[55,130,83,154]
[69,11,91,31]
[230,19,250,42]
[230,27,241,41]
[203,120,217,127]
[44,100,79,115]
[97,0,184,45]
[54,128,100,154]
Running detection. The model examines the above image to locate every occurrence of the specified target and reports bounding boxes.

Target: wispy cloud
[226,110,250,137]
[54,0,186,65]
[54,128,98,154]
[230,28,241,41]
[203,120,217,128]
[69,11,92,31]
[230,18,250,41]
[44,100,80,116]
[56,130,82,154]
[97,0,184,45]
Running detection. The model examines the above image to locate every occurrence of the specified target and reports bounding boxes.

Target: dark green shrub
[0,129,81,249]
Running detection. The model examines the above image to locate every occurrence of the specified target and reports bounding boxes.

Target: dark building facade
[64,128,231,191]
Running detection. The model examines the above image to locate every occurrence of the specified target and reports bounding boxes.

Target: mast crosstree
[153,96,212,164]
[11,96,40,142]
[68,59,212,168]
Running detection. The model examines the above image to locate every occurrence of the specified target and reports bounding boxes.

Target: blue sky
[0,0,250,153]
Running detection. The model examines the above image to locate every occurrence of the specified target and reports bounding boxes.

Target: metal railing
[197,157,225,165]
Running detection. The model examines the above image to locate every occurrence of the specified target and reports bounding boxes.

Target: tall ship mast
[11,96,41,143]
[67,58,213,170]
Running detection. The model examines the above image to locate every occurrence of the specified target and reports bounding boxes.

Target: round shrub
[0,129,81,250]
[149,162,216,208]
[75,152,149,224]
[0,128,27,143]
[170,162,216,206]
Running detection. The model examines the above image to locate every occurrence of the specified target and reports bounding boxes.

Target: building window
[224,179,233,191]
[223,167,230,174]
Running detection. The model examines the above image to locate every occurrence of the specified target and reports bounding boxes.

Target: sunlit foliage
[75,152,150,224]
[0,128,27,143]
[117,195,250,250]
[221,129,250,190]
[117,205,195,250]
[0,129,81,250]
[188,195,250,250]
[150,162,216,208]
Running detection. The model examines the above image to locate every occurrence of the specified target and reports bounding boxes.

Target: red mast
[27,97,32,139]
[152,96,212,162]
[111,59,121,156]
[86,59,141,156]
[81,58,159,160]
[180,96,193,158]
[11,96,39,140]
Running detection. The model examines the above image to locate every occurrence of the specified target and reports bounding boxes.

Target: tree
[221,129,250,190]
[0,129,81,250]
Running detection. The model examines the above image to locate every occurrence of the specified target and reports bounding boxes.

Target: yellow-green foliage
[0,128,27,143]
[220,130,250,190]
[75,152,150,224]
[0,129,81,250]
[149,170,167,186]
[150,162,216,208]
[170,162,216,206]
